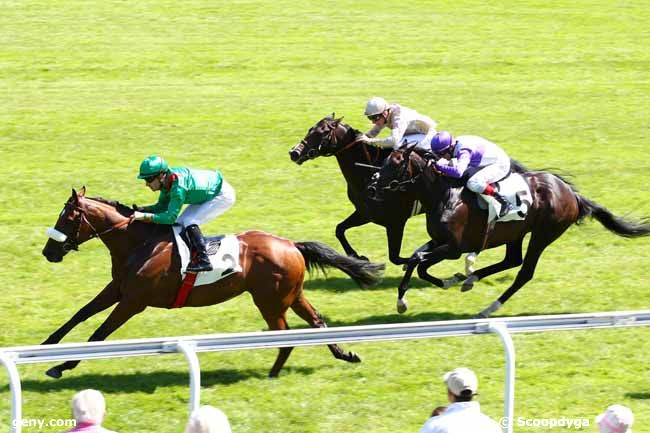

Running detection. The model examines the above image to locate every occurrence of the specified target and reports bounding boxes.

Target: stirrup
[498,202,513,218]
[187,256,213,273]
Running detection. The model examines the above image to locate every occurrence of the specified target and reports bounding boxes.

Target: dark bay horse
[367,147,650,317]
[41,187,384,378]
[290,115,421,265]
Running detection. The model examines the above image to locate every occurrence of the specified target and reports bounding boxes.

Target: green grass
[1,1,649,432]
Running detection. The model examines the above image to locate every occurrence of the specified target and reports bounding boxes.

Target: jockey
[133,155,236,272]
[430,132,513,218]
[358,96,437,151]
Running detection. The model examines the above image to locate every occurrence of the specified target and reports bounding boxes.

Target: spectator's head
[184,405,232,433]
[597,404,633,433]
[443,367,478,402]
[71,389,106,425]
[431,406,447,417]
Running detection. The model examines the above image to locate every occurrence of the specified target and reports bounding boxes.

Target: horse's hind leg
[477,228,566,318]
[461,238,524,292]
[46,299,146,378]
[42,280,119,345]
[261,313,294,378]
[291,294,361,363]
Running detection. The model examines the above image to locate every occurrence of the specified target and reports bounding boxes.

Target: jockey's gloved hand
[131,211,150,222]
[356,133,370,144]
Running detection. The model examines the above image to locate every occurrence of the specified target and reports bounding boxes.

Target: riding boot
[185,225,213,273]
[493,192,513,218]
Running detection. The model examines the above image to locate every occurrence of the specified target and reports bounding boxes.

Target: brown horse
[367,147,650,317]
[41,187,384,378]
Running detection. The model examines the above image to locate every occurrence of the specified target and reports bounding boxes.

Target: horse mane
[87,196,134,217]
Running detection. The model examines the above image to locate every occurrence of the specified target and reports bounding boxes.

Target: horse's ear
[335,116,344,123]
[330,112,336,120]
[403,143,417,159]
[79,186,86,197]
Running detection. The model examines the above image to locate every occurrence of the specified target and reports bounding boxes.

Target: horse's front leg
[417,244,463,289]
[396,251,426,314]
[335,210,371,260]
[42,280,119,345]
[46,298,146,379]
[386,222,410,265]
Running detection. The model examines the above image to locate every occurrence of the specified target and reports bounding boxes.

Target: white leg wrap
[397,298,408,314]
[465,252,478,275]
[478,300,503,318]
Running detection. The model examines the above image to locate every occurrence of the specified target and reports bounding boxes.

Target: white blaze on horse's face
[47,227,68,243]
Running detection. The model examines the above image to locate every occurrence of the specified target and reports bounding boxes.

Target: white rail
[2,310,649,433]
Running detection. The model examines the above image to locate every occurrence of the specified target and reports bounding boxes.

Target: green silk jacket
[142,167,223,224]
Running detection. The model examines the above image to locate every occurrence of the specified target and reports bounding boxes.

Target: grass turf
[1,1,649,432]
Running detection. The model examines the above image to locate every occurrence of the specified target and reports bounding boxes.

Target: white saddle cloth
[172,225,242,286]
[479,173,533,223]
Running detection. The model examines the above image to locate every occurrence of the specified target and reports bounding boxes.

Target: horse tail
[576,194,650,238]
[295,241,385,288]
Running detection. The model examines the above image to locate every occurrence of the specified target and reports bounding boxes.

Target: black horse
[368,146,650,317]
[290,115,421,265]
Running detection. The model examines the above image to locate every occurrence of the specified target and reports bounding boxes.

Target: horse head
[367,143,428,201]
[42,188,131,262]
[289,114,355,164]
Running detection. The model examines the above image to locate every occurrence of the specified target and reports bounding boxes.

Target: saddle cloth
[478,173,533,223]
[172,225,242,286]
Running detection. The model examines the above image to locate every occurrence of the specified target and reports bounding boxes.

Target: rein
[327,123,379,164]
[63,202,131,250]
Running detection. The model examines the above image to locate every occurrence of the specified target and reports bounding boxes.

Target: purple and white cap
[430,131,454,153]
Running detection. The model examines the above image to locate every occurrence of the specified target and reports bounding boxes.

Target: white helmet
[364,96,389,116]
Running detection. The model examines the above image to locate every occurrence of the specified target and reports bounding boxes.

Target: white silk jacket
[366,103,437,149]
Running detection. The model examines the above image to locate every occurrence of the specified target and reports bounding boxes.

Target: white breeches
[398,129,437,152]
[176,179,236,227]
[466,160,511,194]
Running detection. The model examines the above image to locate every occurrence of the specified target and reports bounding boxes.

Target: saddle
[172,225,242,285]
[438,173,532,224]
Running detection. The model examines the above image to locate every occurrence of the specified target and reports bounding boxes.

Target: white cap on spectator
[185,405,232,433]
[443,367,478,396]
[596,405,633,433]
[71,389,106,424]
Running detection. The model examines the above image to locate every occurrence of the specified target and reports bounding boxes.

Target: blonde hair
[71,389,106,424]
[184,405,231,433]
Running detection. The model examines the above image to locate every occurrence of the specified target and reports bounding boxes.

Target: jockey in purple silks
[430,131,513,218]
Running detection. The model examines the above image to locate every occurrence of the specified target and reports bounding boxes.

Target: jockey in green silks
[133,155,236,273]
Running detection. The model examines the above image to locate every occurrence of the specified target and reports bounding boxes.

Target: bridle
[298,120,377,163]
[378,150,424,192]
[52,200,130,252]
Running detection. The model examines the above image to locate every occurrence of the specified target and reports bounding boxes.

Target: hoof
[461,275,479,292]
[348,352,362,363]
[46,367,62,379]
[397,299,408,314]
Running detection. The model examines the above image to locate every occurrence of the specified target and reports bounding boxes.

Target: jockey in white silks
[358,96,437,152]
[430,131,513,218]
